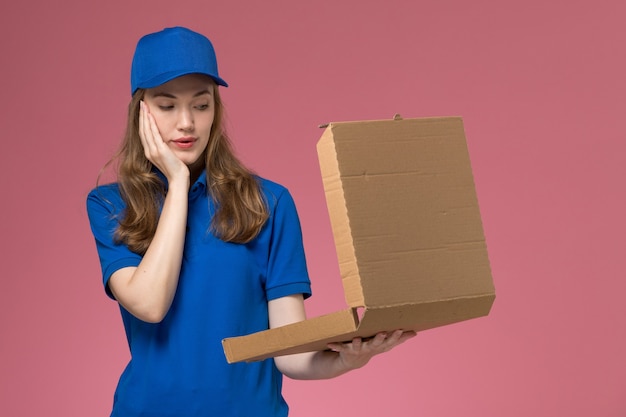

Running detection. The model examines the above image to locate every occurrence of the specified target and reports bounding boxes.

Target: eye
[158,105,174,111]
[195,104,209,110]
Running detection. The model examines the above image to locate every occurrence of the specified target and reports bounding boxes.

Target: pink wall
[1,0,624,415]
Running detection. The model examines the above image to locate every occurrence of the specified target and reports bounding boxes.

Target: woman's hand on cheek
[327,330,417,371]
[139,101,189,184]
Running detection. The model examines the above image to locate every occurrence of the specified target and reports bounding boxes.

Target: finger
[380,330,417,351]
[139,101,154,154]
[138,101,146,146]
[397,330,418,344]
[140,102,166,161]
[326,343,344,352]
[146,108,163,147]
[385,330,404,345]
[369,332,388,348]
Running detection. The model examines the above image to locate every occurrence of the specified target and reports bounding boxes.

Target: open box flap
[222,308,360,364]
[222,292,495,363]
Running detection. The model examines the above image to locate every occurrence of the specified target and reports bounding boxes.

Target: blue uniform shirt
[86,172,312,417]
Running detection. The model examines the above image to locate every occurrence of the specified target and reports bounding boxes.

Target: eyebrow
[150,89,212,99]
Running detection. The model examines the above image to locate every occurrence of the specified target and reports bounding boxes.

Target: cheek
[149,113,168,134]
[199,113,215,135]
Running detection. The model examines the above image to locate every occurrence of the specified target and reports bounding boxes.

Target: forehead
[146,73,215,97]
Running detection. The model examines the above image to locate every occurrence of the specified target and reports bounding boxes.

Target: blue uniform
[86,171,311,417]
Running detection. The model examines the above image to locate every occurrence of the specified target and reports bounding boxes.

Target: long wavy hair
[107,84,268,255]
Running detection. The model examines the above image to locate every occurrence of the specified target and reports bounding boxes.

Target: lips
[172,137,196,149]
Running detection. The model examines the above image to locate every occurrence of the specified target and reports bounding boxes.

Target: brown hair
[107,85,268,255]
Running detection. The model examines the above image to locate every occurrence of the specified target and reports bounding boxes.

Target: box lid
[317,116,494,308]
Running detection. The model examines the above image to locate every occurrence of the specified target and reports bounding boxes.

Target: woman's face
[143,74,216,176]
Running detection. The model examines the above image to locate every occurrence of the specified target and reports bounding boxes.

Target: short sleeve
[264,185,312,301]
[86,185,142,299]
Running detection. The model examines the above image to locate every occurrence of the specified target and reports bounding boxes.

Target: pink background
[1,0,624,415]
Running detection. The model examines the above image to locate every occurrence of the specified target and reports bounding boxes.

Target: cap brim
[133,70,228,94]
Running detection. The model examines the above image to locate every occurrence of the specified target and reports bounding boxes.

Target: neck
[188,160,205,186]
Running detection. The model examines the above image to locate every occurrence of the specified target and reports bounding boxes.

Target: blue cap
[130,26,228,95]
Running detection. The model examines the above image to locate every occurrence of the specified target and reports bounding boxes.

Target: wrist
[167,173,190,190]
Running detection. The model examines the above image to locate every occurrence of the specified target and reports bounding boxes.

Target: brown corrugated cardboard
[222,116,495,363]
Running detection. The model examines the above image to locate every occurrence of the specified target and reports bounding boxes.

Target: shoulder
[257,176,289,198]
[86,183,125,214]
[255,177,302,224]
[255,177,301,217]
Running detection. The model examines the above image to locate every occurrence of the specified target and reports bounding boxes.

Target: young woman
[87,26,415,416]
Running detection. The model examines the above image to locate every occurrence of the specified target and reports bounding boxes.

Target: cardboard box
[222,116,495,363]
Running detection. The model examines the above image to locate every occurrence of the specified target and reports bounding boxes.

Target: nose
[177,107,194,131]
